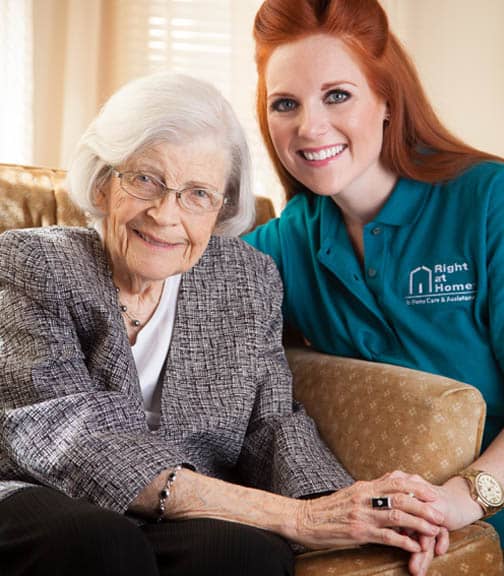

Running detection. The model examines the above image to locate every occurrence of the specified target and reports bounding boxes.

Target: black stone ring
[371,496,392,509]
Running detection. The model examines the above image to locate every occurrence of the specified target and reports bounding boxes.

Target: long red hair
[254,0,502,200]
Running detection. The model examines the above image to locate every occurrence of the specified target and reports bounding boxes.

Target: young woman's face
[265,33,391,199]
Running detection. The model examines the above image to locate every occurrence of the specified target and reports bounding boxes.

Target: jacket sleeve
[0,231,187,513]
[236,254,353,497]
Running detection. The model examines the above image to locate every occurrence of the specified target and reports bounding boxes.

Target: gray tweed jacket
[0,227,352,514]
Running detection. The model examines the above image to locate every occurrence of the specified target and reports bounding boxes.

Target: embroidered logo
[405,262,477,306]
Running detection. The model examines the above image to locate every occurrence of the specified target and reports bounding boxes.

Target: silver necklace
[115,287,142,327]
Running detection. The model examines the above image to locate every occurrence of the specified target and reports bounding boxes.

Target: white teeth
[303,145,345,161]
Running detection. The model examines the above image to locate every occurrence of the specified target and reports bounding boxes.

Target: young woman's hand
[407,529,450,576]
[429,476,484,529]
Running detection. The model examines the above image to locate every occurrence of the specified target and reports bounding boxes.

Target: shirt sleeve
[236,254,354,497]
[486,165,504,374]
[0,232,187,514]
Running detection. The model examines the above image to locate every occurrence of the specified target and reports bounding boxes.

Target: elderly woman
[0,72,444,576]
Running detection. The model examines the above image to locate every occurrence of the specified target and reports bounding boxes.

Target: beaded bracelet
[157,464,182,523]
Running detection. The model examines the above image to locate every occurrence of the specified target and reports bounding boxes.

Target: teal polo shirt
[244,161,504,540]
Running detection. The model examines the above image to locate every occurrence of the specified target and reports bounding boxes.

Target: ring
[371,496,392,510]
[407,492,416,498]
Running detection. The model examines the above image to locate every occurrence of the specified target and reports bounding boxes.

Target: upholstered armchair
[0,162,502,575]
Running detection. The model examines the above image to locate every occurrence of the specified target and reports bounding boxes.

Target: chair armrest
[286,347,486,484]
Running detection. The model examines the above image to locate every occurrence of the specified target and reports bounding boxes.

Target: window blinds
[107,0,284,211]
[111,0,232,97]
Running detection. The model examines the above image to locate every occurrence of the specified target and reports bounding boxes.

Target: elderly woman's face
[95,138,229,282]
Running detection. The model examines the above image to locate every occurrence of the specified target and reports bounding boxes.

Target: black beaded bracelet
[157,465,182,522]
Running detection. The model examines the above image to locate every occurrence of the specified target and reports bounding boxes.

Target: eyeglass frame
[109,167,227,213]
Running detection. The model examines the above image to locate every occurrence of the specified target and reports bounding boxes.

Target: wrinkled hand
[295,470,445,554]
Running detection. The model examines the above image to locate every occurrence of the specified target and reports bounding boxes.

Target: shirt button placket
[365,224,384,283]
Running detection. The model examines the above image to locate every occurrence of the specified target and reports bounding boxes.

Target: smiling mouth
[134,229,184,248]
[300,144,347,161]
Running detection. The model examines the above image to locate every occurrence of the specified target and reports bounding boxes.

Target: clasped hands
[295,470,476,576]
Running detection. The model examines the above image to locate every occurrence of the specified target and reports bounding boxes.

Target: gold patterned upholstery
[0,162,502,575]
[0,163,86,232]
[288,349,485,484]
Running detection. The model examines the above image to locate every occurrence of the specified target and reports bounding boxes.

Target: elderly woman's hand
[131,467,448,576]
[295,471,445,554]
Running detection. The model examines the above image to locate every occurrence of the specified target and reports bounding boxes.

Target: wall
[32,1,504,170]
[382,0,504,156]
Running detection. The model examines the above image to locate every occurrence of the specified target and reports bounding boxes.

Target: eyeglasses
[110,168,226,213]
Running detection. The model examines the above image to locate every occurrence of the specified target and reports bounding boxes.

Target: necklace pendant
[114,284,142,329]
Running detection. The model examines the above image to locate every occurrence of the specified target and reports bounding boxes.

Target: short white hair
[66,72,255,236]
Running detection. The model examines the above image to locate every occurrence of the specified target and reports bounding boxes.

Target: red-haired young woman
[244,1,504,573]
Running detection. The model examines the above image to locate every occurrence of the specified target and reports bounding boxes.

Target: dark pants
[0,487,294,576]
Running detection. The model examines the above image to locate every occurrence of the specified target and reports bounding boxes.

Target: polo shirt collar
[318,177,429,245]
[373,177,428,226]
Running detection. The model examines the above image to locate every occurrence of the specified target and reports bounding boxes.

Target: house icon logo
[409,266,432,296]
[405,261,477,306]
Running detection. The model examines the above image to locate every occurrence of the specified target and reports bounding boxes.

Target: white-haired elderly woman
[0,72,445,576]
